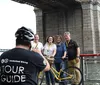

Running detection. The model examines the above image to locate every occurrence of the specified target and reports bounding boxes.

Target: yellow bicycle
[38,57,83,85]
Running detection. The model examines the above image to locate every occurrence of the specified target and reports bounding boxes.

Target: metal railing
[0,49,9,52]
[80,54,100,85]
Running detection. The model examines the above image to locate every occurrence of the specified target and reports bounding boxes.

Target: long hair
[46,36,55,43]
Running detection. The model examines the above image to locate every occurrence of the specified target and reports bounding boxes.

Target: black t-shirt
[0,48,46,85]
[65,40,79,60]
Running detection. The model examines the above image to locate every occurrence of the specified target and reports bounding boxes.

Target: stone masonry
[34,0,100,54]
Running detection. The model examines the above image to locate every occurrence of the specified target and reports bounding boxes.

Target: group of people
[31,31,80,85]
[0,26,80,85]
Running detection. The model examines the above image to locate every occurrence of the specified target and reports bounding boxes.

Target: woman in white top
[31,34,43,55]
[43,36,56,85]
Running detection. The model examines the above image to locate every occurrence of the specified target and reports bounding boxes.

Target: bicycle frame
[38,57,82,85]
[50,65,73,81]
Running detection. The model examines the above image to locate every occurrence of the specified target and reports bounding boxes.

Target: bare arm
[76,47,80,64]
[41,55,50,71]
[77,47,80,57]
[32,49,50,71]
[52,49,56,57]
[62,51,67,59]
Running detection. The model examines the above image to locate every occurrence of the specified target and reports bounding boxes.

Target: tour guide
[0,26,50,85]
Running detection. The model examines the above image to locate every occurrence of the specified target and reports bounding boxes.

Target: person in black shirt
[64,32,80,85]
[0,26,50,85]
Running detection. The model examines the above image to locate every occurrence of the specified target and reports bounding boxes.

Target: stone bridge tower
[12,0,100,54]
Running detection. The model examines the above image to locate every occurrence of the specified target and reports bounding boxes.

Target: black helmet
[15,26,34,42]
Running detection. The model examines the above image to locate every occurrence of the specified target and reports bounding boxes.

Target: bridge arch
[12,0,100,54]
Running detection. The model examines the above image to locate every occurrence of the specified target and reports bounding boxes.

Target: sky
[0,0,36,49]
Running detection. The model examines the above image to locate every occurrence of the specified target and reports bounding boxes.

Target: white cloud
[0,0,36,49]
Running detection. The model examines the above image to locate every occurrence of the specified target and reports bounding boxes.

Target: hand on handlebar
[62,56,68,60]
[50,56,54,58]
[62,56,66,59]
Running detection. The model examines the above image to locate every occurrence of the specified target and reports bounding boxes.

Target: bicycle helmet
[15,26,34,42]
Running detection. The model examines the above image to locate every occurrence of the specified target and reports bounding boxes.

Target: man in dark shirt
[0,26,50,85]
[64,32,80,85]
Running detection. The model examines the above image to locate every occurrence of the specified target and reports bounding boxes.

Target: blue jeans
[55,61,67,71]
[55,62,61,72]
[45,70,55,85]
